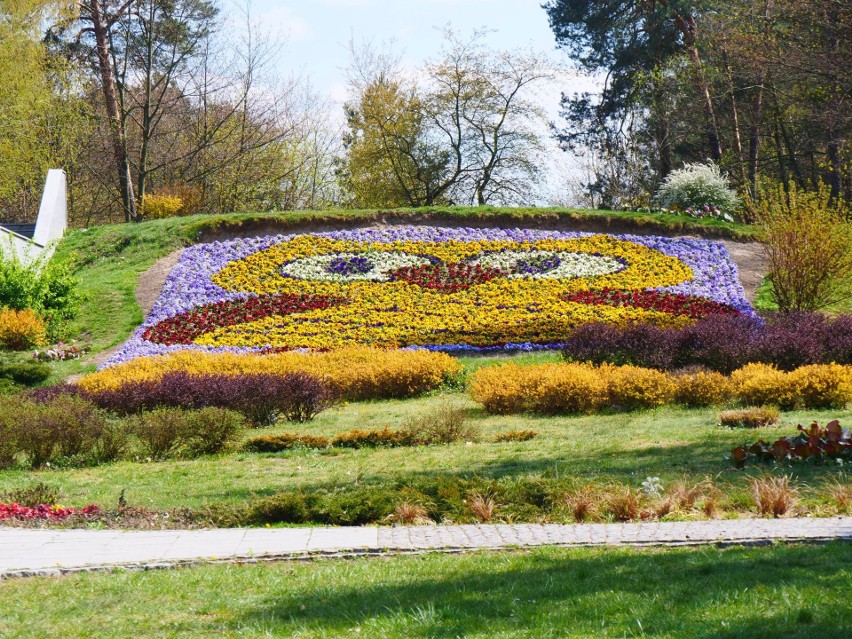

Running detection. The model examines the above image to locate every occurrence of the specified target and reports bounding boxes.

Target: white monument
[0,169,67,264]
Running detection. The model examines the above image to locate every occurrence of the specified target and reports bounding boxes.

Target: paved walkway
[2,517,850,578]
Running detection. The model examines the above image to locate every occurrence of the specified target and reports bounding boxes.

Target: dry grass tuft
[751,475,798,517]
[392,502,432,525]
[607,486,641,521]
[822,476,851,514]
[468,492,498,523]
[563,486,600,523]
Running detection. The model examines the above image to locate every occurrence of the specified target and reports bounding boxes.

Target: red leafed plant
[142,293,343,345]
[562,289,742,319]
[731,420,851,467]
[0,503,100,521]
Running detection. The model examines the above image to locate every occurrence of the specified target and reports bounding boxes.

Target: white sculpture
[0,169,67,264]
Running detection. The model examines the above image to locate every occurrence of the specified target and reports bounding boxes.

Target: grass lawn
[1,543,849,638]
[1,393,848,514]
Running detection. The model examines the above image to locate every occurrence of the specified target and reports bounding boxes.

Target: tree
[341,31,552,208]
[0,0,84,221]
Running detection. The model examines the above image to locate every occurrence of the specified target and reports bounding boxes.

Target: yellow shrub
[0,308,47,350]
[606,365,676,409]
[78,348,461,401]
[788,364,852,409]
[469,363,538,414]
[141,193,183,220]
[529,363,609,414]
[674,370,734,407]
[731,363,798,409]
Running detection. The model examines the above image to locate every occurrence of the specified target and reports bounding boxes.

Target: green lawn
[1,543,848,638]
[1,393,847,514]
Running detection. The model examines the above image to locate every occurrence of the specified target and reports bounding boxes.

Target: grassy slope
[49,206,756,377]
[1,543,849,638]
[1,396,847,511]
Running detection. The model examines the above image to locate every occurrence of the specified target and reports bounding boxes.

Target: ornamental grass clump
[719,407,780,429]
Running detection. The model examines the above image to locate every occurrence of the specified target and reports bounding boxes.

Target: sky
[221,0,600,203]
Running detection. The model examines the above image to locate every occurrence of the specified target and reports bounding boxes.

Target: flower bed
[0,503,99,521]
[107,226,753,364]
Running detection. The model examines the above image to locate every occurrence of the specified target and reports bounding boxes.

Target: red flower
[143,294,345,345]
[561,289,742,319]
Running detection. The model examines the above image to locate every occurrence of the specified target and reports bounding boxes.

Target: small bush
[0,396,29,467]
[674,370,734,407]
[606,365,675,409]
[731,363,798,409]
[3,482,60,508]
[132,409,185,460]
[655,162,741,213]
[0,360,51,386]
[133,407,241,459]
[753,182,852,311]
[180,408,244,457]
[470,363,608,415]
[243,433,330,452]
[0,250,80,338]
[403,403,478,444]
[788,364,852,410]
[10,395,112,468]
[719,407,780,429]
[332,427,417,449]
[140,193,183,220]
[0,308,47,349]
[494,430,537,443]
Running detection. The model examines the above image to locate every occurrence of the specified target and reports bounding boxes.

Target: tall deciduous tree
[342,31,551,208]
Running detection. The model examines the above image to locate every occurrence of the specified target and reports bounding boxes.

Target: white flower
[281,251,432,282]
[468,250,624,280]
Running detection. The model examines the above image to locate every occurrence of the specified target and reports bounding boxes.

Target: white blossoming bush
[655,162,741,218]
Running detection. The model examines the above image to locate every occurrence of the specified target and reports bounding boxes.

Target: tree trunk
[827,127,843,199]
[722,48,746,184]
[88,0,137,222]
[675,14,723,161]
[748,71,766,196]
[651,79,673,180]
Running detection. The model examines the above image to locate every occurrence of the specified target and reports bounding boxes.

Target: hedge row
[78,347,462,401]
[469,362,852,415]
[561,313,852,373]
